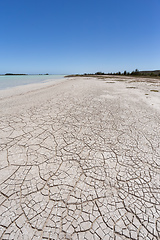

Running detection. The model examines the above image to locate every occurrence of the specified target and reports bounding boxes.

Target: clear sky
[0,0,160,74]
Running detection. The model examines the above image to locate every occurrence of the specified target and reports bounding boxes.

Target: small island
[5,73,28,76]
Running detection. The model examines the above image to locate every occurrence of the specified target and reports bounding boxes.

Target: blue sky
[0,0,160,74]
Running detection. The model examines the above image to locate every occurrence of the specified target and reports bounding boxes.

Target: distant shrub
[131,69,140,76]
[95,72,105,75]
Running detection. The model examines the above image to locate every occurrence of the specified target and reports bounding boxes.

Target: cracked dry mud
[0,76,160,239]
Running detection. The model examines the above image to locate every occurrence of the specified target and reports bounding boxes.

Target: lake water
[0,75,65,90]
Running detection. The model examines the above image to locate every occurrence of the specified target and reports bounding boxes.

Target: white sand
[0,76,160,239]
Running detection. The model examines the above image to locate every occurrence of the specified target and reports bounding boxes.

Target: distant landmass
[139,70,160,76]
[66,70,160,78]
[1,73,50,76]
[5,73,28,76]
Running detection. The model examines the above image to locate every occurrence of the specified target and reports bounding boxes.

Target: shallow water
[0,74,65,90]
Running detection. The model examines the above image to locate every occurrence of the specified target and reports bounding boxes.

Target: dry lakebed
[0,76,160,239]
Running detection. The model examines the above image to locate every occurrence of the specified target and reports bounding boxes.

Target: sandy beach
[0,76,160,239]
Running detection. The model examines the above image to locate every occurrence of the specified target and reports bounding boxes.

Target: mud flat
[0,76,160,239]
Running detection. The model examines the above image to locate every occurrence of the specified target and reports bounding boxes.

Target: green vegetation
[150,89,159,92]
[66,69,160,78]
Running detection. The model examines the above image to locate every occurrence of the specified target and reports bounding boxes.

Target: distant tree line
[66,70,160,78]
[94,69,160,77]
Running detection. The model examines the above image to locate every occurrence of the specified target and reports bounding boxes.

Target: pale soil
[0,76,160,239]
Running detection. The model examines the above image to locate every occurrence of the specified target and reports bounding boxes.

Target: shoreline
[0,74,65,92]
[0,76,66,99]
